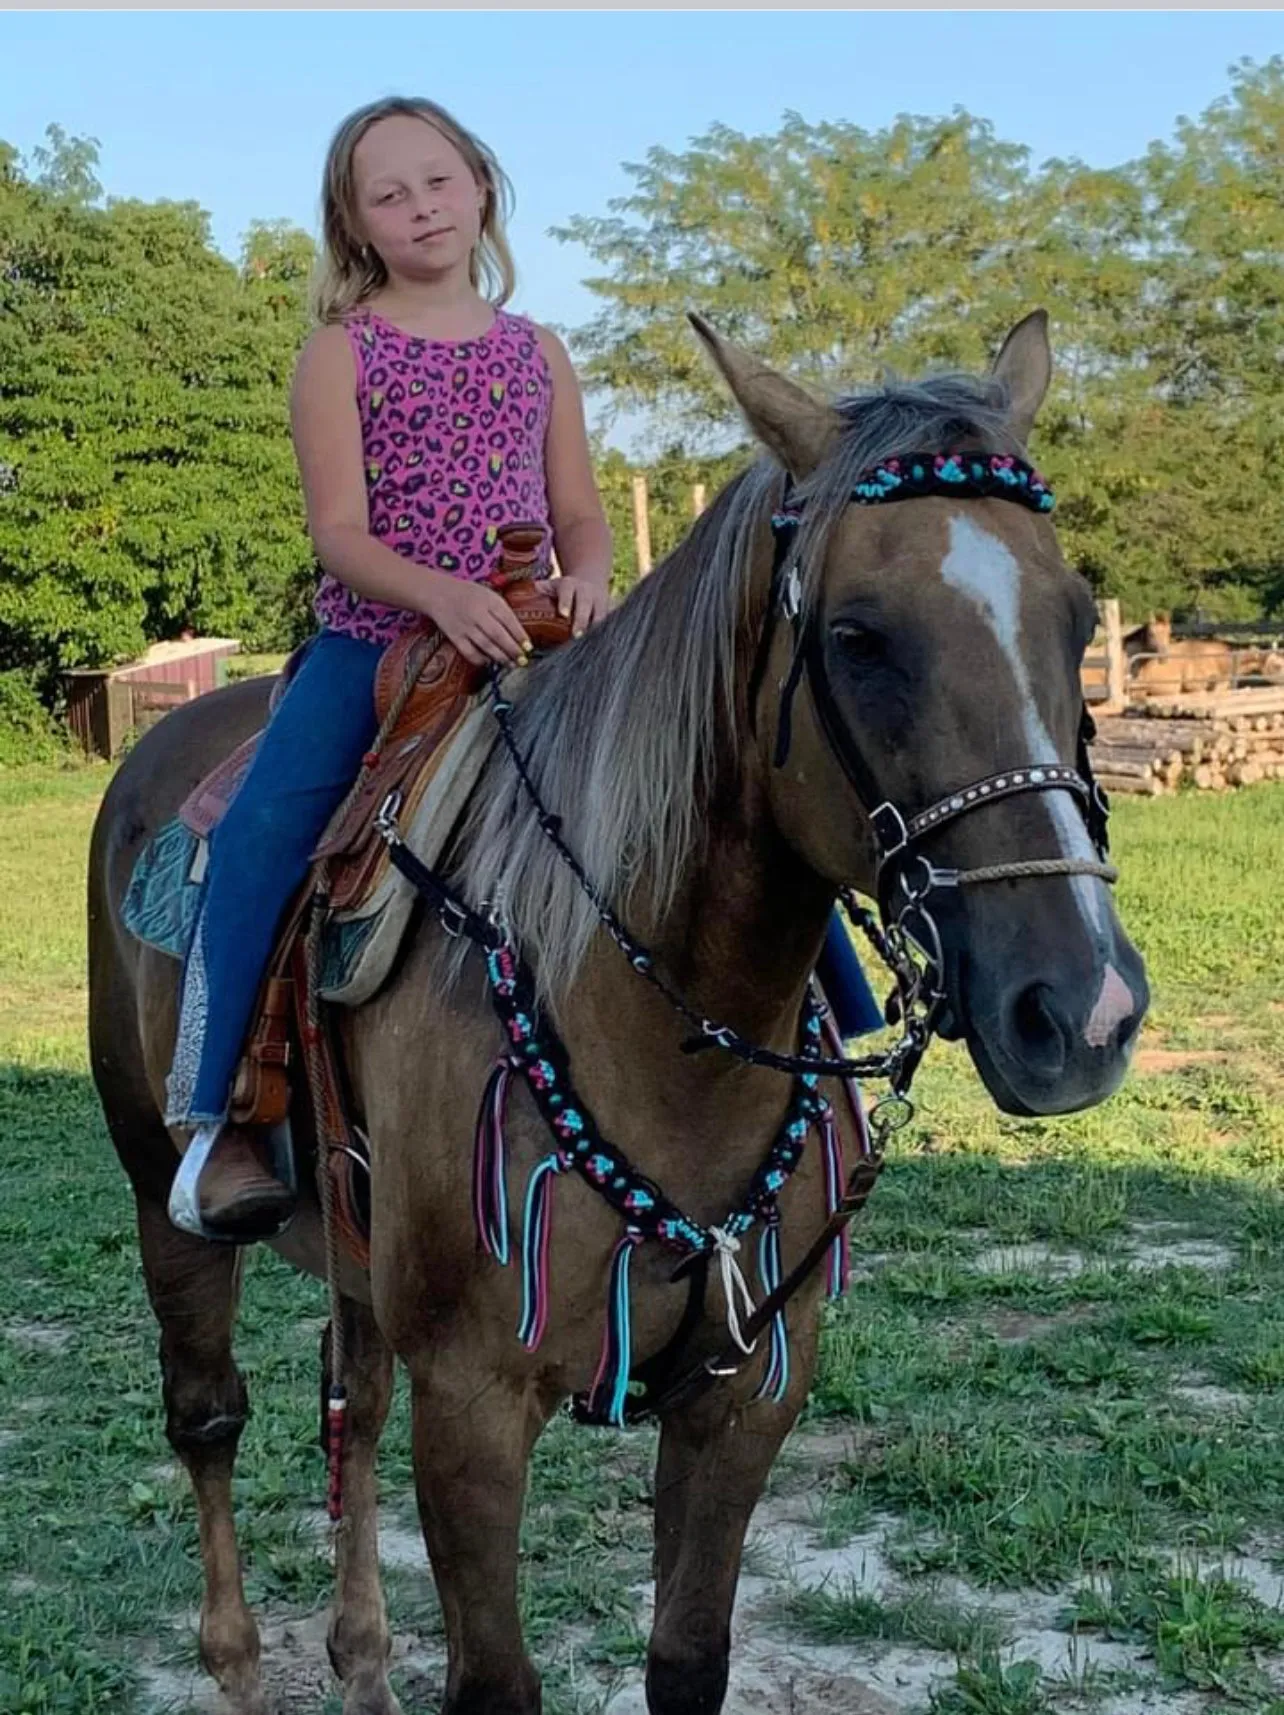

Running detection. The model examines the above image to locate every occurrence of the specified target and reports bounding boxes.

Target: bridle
[755,449,1115,982]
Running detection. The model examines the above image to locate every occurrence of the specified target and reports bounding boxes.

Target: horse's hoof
[341,1681,403,1715]
[216,1673,269,1715]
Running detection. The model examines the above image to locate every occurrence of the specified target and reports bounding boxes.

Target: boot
[169,1121,296,1243]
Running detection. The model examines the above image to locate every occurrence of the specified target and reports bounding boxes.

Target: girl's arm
[290,327,529,665]
[534,327,614,633]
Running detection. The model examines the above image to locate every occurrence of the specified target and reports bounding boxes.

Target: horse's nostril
[1009,982,1069,1077]
[1113,1000,1145,1054]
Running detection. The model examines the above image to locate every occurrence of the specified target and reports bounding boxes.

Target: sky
[3,10,1283,449]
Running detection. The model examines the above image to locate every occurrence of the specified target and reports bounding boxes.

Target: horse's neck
[674,787,833,1039]
[576,775,834,1091]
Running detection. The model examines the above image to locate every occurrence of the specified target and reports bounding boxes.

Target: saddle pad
[121,816,207,961]
[121,694,500,1008]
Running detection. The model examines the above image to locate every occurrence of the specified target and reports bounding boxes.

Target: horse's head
[694,310,1148,1116]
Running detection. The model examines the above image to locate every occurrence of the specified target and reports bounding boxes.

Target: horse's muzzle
[951,908,1150,1117]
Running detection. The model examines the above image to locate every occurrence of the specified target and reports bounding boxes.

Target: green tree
[554,109,1139,440]
[28,121,102,206]
[0,127,318,719]
[557,76,1284,621]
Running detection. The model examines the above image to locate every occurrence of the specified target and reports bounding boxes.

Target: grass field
[2,762,1283,1714]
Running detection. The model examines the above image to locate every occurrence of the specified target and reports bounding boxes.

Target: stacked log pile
[1088,691,1284,795]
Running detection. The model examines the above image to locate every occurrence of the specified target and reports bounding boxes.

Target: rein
[483,673,935,1094]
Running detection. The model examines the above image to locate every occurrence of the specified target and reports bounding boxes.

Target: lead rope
[951,856,1117,886]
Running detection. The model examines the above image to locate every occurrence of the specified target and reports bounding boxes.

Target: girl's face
[352,114,486,284]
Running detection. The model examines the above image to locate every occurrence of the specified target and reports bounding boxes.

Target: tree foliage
[0,128,317,709]
[2,66,1282,762]
[557,59,1284,619]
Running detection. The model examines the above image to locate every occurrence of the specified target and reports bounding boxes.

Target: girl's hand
[422,576,532,667]
[536,576,610,637]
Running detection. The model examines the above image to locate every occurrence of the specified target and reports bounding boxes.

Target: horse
[87,310,1149,1715]
[1125,613,1237,698]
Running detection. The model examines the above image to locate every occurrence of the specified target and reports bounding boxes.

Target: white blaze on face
[938,513,1108,936]
[1084,962,1136,1049]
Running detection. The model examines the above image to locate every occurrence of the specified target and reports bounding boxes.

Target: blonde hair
[312,96,517,324]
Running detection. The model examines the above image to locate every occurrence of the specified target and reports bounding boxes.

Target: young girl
[166,96,613,1241]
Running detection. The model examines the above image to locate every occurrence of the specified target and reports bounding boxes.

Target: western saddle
[176,525,576,1252]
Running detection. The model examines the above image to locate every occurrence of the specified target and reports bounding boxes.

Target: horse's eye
[833,622,888,667]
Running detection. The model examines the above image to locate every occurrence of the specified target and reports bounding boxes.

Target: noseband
[757,451,1115,934]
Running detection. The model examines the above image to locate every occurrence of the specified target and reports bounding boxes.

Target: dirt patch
[138,1461,1202,1715]
[970,1243,1087,1279]
[1171,1382,1254,1413]
[301,1507,428,1574]
[377,1522,427,1571]
[3,1320,73,1353]
[1178,1550,1284,1612]
[608,1574,910,1714]
[1134,1048,1231,1074]
[1127,1223,1235,1272]
[1130,1239,1235,1271]
[789,1423,879,1463]
[608,1655,903,1715]
[749,1507,901,1593]
[1092,1690,1207,1714]
[605,1506,1175,1714]
[847,1250,896,1282]
[141,1607,446,1715]
[136,1653,224,1715]
[977,1306,1098,1345]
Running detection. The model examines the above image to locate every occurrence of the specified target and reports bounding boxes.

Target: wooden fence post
[632,473,652,577]
[692,483,707,518]
[1100,598,1126,707]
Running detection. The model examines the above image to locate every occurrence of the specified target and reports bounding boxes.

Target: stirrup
[168,1118,298,1244]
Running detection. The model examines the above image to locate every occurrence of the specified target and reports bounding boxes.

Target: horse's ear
[990,309,1052,444]
[688,312,839,480]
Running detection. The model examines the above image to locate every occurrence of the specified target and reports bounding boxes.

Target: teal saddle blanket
[122,817,381,1000]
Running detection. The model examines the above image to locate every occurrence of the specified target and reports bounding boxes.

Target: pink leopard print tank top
[313,307,554,644]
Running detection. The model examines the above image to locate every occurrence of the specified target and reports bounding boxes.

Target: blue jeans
[817,911,885,1039]
[171,630,382,1124]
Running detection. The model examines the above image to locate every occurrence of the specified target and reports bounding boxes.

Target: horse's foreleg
[327,1297,400,1715]
[408,1353,545,1715]
[646,1328,819,1715]
[135,1194,265,1715]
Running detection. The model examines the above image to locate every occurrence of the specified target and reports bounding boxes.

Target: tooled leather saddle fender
[312,522,577,905]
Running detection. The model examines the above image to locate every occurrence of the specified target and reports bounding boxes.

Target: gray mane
[447,369,1020,1014]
